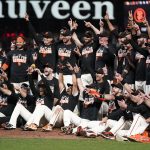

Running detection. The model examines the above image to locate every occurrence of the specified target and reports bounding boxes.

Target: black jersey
[5,50,32,83]
[59,89,79,111]
[57,43,77,75]
[80,80,110,120]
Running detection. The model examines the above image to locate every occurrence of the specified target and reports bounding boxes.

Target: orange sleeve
[2,63,9,71]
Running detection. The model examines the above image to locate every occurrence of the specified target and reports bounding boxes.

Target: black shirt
[5,50,32,83]
[29,74,54,109]
[80,80,110,120]
[39,77,60,99]
[57,43,77,75]
[95,45,115,80]
[127,102,150,119]
[146,55,150,85]
[59,89,79,111]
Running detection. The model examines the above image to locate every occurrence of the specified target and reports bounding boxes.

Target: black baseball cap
[43,32,53,38]
[61,29,72,36]
[60,27,68,34]
[21,83,30,89]
[96,68,104,74]
[99,32,109,38]
[111,83,123,90]
[43,64,53,69]
[138,33,148,39]
[84,31,94,38]
[131,89,145,96]
[67,83,73,87]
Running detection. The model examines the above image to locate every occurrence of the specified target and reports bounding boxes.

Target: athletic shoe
[85,130,97,138]
[76,126,85,136]
[100,132,115,140]
[42,124,53,132]
[0,122,9,128]
[4,123,16,130]
[22,124,30,131]
[128,133,150,143]
[61,124,74,135]
[115,134,129,142]
[27,123,38,131]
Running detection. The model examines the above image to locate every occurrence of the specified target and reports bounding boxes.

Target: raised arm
[58,64,65,93]
[68,19,83,48]
[84,21,100,35]
[104,12,115,32]
[66,63,78,95]
[24,14,42,45]
[74,64,84,92]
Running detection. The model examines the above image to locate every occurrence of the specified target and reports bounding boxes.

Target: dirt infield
[0,128,84,139]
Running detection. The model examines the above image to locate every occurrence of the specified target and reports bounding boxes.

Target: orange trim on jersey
[2,63,9,70]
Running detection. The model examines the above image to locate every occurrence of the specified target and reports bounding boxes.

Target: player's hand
[73,47,81,56]
[24,13,29,22]
[66,62,74,71]
[34,68,42,75]
[99,19,104,27]
[118,100,127,110]
[128,10,133,21]
[73,64,80,73]
[84,21,92,28]
[104,12,109,21]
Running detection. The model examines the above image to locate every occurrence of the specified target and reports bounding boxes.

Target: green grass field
[0,138,149,150]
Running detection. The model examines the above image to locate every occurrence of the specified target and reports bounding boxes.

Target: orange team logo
[134,8,146,23]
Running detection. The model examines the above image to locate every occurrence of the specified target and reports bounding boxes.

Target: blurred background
[0,0,150,49]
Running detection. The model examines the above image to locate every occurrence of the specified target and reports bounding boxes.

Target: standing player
[2,36,33,87]
[25,14,57,73]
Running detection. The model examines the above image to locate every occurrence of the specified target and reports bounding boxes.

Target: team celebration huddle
[0,11,150,143]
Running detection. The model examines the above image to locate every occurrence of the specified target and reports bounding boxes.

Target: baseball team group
[0,12,150,143]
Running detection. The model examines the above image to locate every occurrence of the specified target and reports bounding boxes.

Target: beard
[44,71,50,76]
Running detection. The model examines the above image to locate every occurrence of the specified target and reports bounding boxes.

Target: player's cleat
[4,123,16,130]
[115,134,129,142]
[22,124,30,131]
[128,132,150,143]
[27,123,38,131]
[75,126,85,136]
[61,124,74,135]
[85,130,97,138]
[42,124,53,132]
[0,122,9,128]
[100,131,115,140]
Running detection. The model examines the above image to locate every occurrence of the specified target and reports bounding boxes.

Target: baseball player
[23,68,54,131]
[2,36,33,87]
[4,83,36,129]
[42,63,79,131]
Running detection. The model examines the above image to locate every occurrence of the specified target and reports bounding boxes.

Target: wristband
[75,72,81,78]
[100,94,105,99]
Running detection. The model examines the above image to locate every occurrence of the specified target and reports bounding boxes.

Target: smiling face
[44,67,53,76]
[96,73,104,82]
[99,37,108,46]
[16,37,25,49]
[112,86,121,95]
[66,86,72,95]
[83,36,92,44]
[62,35,72,44]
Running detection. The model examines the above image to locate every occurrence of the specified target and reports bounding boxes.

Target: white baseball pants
[117,114,149,137]
[26,104,52,126]
[63,110,89,127]
[48,105,64,127]
[9,103,32,128]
